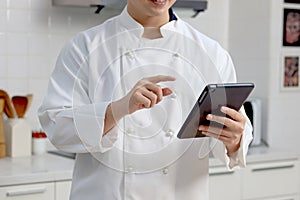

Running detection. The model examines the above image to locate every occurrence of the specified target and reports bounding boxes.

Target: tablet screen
[177,83,254,139]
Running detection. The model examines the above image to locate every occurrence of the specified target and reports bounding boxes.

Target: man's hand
[120,75,176,114]
[104,75,176,135]
[198,106,246,156]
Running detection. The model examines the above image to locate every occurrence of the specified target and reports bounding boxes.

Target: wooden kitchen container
[0,99,6,158]
[4,119,31,157]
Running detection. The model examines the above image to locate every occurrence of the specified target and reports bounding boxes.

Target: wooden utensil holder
[0,99,6,158]
[4,118,31,157]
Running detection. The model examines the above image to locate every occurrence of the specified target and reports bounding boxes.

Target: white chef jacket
[38,7,253,200]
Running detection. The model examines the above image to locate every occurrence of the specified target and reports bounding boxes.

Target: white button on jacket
[165,129,174,138]
[38,7,253,200]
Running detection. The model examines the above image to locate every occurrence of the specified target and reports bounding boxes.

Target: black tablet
[177,83,254,139]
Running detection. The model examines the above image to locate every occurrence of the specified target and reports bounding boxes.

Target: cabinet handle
[252,164,295,172]
[6,187,46,197]
[209,171,234,176]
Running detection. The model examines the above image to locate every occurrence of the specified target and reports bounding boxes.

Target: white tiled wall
[0,0,229,131]
[0,0,121,129]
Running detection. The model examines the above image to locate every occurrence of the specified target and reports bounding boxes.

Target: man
[38,0,253,199]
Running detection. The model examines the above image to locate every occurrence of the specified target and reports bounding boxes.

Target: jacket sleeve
[38,36,119,154]
[210,108,253,169]
[209,49,253,169]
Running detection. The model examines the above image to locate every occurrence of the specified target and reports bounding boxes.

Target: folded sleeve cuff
[77,102,120,153]
[226,119,253,170]
[211,117,253,170]
[45,102,120,153]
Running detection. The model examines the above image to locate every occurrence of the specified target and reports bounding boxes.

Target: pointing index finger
[146,75,176,83]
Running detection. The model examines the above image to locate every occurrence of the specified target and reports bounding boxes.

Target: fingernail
[206,114,212,120]
[221,106,227,112]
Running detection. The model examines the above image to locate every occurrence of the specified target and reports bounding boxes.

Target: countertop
[0,153,74,187]
[0,146,299,187]
[210,145,300,167]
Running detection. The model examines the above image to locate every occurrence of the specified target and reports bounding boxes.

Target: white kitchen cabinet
[209,166,241,200]
[0,182,55,200]
[242,159,299,200]
[55,181,72,200]
[0,154,74,200]
[0,181,72,200]
[209,158,299,200]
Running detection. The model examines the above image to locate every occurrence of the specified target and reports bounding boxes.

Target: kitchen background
[0,0,299,150]
[0,0,231,150]
[1,0,300,200]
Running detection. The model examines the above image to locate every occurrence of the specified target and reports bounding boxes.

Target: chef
[38,0,253,199]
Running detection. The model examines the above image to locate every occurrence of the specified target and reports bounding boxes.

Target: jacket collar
[117,6,180,38]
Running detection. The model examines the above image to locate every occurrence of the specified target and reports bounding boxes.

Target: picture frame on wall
[281,53,299,91]
[283,9,300,46]
[285,0,300,3]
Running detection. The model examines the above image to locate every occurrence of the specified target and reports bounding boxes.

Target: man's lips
[150,0,167,6]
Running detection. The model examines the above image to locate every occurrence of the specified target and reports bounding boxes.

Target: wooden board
[0,99,6,158]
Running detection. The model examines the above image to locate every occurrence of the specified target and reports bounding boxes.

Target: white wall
[0,0,229,131]
[227,0,271,143]
[175,0,230,49]
[228,0,300,150]
[267,1,300,150]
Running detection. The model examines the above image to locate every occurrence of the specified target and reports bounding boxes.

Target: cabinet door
[55,181,72,200]
[0,183,54,200]
[242,160,299,199]
[209,166,241,200]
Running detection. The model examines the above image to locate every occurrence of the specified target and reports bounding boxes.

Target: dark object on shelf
[174,0,207,17]
[91,5,105,14]
[53,0,208,16]
[285,0,300,4]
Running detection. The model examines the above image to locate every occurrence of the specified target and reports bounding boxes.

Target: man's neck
[127,7,169,28]
[142,27,163,39]
[137,15,169,27]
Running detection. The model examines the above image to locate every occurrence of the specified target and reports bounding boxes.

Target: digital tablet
[177,83,254,139]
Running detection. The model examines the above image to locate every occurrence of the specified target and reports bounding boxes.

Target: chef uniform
[38,7,253,200]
